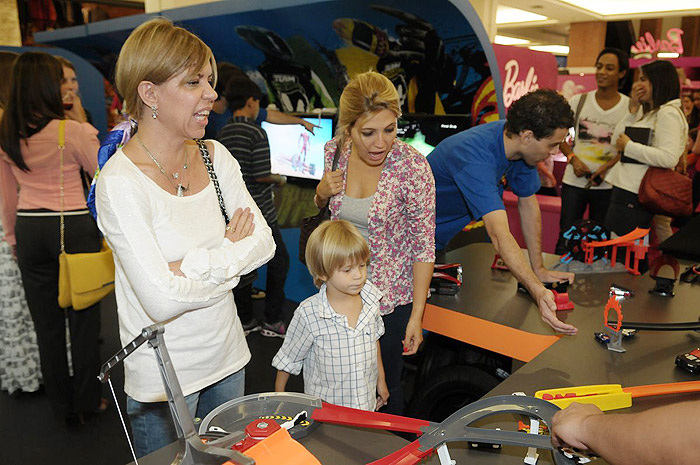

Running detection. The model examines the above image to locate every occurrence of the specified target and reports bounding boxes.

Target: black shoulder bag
[198,140,258,288]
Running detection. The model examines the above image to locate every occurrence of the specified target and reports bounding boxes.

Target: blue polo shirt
[427,120,540,250]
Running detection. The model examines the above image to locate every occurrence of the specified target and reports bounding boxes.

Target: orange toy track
[230,427,321,465]
[582,227,650,275]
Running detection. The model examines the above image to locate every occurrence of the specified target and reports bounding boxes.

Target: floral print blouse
[324,137,436,315]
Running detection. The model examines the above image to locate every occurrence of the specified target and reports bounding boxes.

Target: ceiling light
[528,45,570,55]
[559,0,697,15]
[657,52,680,58]
[494,35,532,45]
[496,6,548,24]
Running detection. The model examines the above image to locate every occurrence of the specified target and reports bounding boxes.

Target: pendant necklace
[136,134,189,197]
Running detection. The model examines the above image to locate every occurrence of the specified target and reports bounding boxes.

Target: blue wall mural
[36,0,502,126]
[33,0,504,302]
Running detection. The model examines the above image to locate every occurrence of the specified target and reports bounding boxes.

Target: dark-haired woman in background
[689,90,700,143]
[0,50,42,396]
[605,60,688,236]
[55,55,92,125]
[0,52,103,425]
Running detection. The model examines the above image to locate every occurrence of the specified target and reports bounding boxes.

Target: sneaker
[250,287,266,300]
[241,318,262,336]
[261,320,287,339]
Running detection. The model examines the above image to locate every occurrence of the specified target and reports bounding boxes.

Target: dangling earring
[151,105,158,119]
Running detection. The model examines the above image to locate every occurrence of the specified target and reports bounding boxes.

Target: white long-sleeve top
[606,99,688,194]
[95,139,275,402]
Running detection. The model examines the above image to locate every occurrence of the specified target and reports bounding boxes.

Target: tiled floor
[0,293,302,465]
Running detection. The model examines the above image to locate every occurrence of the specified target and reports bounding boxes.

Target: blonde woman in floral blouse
[314,71,435,415]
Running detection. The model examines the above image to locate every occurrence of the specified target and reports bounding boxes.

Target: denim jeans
[126,368,245,458]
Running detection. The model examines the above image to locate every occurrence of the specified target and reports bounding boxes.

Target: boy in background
[272,220,388,411]
[217,76,289,338]
[206,62,317,139]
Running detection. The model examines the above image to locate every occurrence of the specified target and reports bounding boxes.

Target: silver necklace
[136,134,189,197]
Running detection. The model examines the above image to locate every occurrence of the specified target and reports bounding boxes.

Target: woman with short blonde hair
[114,17,217,121]
[96,18,273,456]
[313,71,435,415]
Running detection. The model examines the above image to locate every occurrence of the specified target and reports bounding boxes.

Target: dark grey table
[424,243,633,362]
[428,243,700,464]
[135,243,700,465]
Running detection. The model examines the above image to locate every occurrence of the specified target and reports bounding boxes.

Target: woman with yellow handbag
[0,52,106,426]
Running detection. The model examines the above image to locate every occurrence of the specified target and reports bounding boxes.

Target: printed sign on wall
[492,44,559,110]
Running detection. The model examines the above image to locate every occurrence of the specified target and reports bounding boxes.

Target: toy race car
[676,348,700,374]
[609,284,633,299]
[680,265,700,285]
[594,329,637,345]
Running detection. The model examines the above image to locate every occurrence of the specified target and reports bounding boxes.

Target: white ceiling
[496,0,699,48]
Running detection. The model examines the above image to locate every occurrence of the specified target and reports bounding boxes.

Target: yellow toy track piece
[535,384,632,411]
[536,380,700,411]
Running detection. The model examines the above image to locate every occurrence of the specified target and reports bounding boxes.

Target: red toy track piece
[366,440,431,465]
[649,254,680,280]
[232,419,282,453]
[552,290,574,311]
[491,254,509,270]
[311,402,431,434]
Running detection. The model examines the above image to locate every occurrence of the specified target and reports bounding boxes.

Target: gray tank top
[338,195,373,243]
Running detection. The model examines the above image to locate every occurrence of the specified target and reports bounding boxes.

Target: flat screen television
[396,114,470,156]
[262,116,334,181]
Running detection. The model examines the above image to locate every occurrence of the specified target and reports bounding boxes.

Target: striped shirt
[217,116,277,225]
[272,281,384,411]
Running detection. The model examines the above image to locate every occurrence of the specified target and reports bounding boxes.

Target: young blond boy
[272,220,389,411]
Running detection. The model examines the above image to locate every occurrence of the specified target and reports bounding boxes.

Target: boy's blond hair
[305,220,370,288]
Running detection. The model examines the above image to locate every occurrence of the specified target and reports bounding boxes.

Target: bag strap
[317,143,341,215]
[565,92,587,152]
[197,140,229,223]
[331,142,340,171]
[670,105,688,175]
[574,92,587,125]
[58,119,67,253]
[627,104,689,173]
[651,104,689,175]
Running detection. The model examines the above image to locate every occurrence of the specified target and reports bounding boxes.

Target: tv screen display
[262,116,334,181]
[396,114,470,155]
